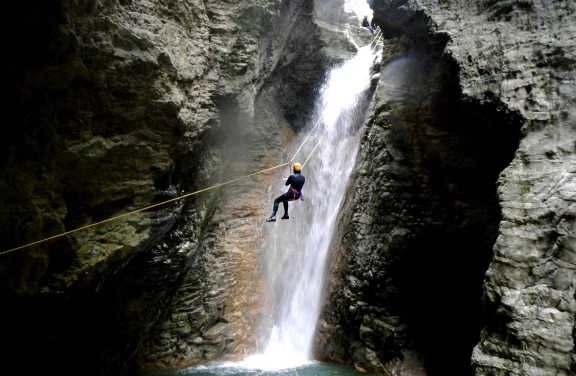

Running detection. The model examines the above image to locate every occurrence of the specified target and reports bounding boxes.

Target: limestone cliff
[0,0,352,374]
[318,0,576,375]
[4,0,570,375]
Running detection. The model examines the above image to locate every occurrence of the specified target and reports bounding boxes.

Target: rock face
[5,0,572,375]
[136,0,368,370]
[0,0,334,374]
[317,0,575,375]
[0,0,367,374]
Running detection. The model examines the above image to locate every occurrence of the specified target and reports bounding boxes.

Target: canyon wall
[317,0,576,375]
[3,0,570,375]
[0,0,362,374]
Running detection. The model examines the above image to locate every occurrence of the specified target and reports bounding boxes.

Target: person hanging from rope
[266,163,305,222]
[361,15,376,34]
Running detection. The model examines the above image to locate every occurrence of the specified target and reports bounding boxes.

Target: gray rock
[317,1,575,375]
[0,0,343,374]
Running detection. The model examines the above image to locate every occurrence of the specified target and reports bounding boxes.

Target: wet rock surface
[0,0,363,374]
[318,0,576,375]
[3,0,573,375]
[135,75,300,370]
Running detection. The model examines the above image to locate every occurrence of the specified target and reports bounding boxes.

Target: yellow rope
[298,29,381,170]
[290,113,325,163]
[370,29,383,52]
[0,162,289,256]
[371,28,382,45]
[302,126,330,168]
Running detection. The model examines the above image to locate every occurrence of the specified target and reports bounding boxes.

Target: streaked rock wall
[318,0,575,375]
[0,0,321,374]
[0,0,366,374]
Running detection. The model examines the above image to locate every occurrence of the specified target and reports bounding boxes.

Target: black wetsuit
[362,17,375,33]
[272,173,305,217]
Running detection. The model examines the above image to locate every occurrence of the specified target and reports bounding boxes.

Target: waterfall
[245,44,379,370]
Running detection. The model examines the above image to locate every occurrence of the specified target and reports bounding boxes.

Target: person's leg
[268,193,289,221]
[282,190,300,219]
[272,196,282,216]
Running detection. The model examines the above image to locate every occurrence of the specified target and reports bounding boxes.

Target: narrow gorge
[0,1,574,376]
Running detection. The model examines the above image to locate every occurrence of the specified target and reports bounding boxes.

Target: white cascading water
[238,44,380,371]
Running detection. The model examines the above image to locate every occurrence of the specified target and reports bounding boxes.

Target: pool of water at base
[143,361,380,376]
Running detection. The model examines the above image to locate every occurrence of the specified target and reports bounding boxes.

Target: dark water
[144,361,379,376]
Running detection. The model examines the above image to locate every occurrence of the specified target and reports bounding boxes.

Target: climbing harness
[1,30,384,257]
[289,188,301,201]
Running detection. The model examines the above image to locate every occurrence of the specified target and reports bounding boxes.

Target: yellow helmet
[293,163,302,172]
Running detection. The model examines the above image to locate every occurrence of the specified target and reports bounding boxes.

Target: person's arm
[285,175,292,186]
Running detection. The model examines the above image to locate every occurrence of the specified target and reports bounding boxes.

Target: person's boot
[266,216,276,222]
[281,214,289,220]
